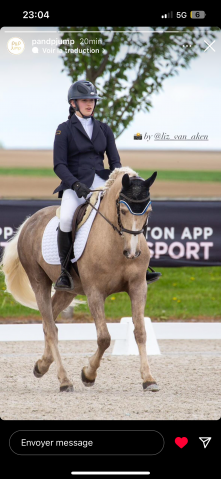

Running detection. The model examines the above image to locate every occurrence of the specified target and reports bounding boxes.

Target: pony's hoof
[81,368,95,387]
[60,385,74,392]
[33,362,44,378]
[143,381,160,392]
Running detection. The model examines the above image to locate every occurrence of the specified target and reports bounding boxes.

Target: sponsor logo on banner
[146,226,213,261]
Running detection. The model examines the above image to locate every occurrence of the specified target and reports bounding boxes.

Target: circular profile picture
[7,37,25,55]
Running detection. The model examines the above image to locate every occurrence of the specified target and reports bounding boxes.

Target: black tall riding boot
[54,225,74,291]
[146,266,162,284]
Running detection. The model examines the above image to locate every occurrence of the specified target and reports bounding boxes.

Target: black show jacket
[53,114,122,198]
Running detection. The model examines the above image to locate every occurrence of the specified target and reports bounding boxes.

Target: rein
[85,188,150,237]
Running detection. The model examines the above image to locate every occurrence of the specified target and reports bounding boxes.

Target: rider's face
[71,99,95,116]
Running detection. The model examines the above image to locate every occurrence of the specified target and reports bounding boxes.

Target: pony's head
[118,170,157,259]
[102,167,157,259]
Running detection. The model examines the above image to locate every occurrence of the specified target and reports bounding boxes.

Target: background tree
[58,26,218,138]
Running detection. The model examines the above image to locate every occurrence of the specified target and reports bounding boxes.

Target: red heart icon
[175,437,188,448]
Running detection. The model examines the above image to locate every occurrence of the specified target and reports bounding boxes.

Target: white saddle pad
[42,192,102,265]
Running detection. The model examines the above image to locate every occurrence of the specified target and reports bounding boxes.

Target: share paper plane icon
[199,437,212,448]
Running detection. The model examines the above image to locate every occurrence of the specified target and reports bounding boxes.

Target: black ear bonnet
[120,177,151,215]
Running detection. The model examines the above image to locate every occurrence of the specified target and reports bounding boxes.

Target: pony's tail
[0,217,39,310]
[0,218,86,311]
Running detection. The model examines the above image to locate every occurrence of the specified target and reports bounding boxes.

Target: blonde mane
[102,167,139,196]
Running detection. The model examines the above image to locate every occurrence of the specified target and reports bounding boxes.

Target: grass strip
[137,170,221,182]
[0,168,221,182]
[0,267,220,320]
[0,168,56,177]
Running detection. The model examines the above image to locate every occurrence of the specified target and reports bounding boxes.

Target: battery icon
[190,11,206,18]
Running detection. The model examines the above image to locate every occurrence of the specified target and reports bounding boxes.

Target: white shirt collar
[75,113,93,124]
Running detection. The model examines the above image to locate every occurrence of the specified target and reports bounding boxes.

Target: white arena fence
[1,317,221,356]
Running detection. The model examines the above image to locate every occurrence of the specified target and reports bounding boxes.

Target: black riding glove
[72,181,91,199]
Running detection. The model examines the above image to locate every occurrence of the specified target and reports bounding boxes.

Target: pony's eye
[121,209,127,215]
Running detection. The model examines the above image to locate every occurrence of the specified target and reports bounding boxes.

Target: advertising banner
[0,200,220,266]
[146,201,221,267]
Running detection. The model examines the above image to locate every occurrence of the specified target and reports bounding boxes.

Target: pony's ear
[122,174,131,189]
[144,171,157,189]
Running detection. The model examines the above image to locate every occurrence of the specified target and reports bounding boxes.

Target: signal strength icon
[161,11,173,18]
[199,437,212,449]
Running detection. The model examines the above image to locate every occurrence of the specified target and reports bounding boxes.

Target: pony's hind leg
[81,291,111,387]
[129,280,159,392]
[34,289,76,381]
[28,268,74,392]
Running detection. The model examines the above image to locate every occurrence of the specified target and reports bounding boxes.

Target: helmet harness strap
[74,99,96,119]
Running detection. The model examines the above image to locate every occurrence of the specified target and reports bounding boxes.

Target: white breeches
[59,174,106,232]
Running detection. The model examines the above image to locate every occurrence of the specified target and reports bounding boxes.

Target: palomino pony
[1,167,159,392]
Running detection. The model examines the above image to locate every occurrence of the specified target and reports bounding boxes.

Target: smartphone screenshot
[0,10,220,478]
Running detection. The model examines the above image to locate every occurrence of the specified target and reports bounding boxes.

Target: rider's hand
[72,181,91,199]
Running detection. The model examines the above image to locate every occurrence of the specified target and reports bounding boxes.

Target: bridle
[85,188,151,237]
[117,192,151,236]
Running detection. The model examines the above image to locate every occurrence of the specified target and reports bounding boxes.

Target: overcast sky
[0,26,220,150]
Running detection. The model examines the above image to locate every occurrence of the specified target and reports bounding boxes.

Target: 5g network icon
[7,37,25,54]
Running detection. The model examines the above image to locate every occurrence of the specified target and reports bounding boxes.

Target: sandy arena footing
[0,339,220,421]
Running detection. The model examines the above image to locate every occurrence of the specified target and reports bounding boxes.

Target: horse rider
[53,80,161,290]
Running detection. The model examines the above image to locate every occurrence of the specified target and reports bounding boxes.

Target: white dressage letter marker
[112,317,161,355]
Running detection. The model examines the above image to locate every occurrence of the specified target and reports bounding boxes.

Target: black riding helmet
[68,80,102,119]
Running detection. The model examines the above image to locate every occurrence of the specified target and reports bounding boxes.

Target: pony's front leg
[81,291,111,387]
[129,281,159,392]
